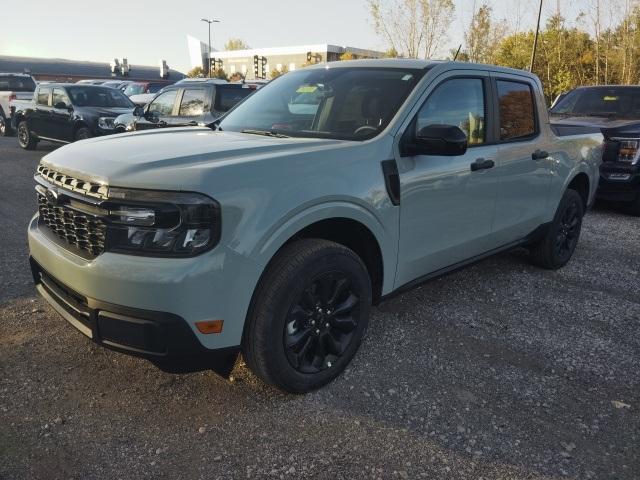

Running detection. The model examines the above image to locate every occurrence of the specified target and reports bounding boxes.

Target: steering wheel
[354,125,378,135]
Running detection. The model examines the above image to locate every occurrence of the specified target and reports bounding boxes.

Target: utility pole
[529,0,543,72]
[201,18,220,78]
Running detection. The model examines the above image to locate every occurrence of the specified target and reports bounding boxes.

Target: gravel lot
[0,135,638,480]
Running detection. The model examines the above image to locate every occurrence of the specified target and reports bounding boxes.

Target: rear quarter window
[0,75,36,92]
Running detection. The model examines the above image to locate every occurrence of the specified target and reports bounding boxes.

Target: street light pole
[201,18,220,78]
[529,0,543,72]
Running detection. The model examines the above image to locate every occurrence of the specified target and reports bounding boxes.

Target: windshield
[218,67,426,140]
[550,87,640,119]
[66,86,134,108]
[0,75,36,92]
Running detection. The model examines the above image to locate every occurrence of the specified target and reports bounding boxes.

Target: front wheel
[0,113,12,137]
[17,121,37,150]
[74,127,91,141]
[242,239,372,393]
[530,189,584,269]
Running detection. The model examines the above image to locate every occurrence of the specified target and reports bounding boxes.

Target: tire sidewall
[260,248,371,392]
[75,127,91,141]
[0,114,7,137]
[18,122,31,149]
[548,190,584,267]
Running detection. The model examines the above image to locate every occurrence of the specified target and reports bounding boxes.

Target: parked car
[28,60,602,393]
[0,73,36,136]
[128,93,156,107]
[549,85,640,215]
[122,81,171,97]
[13,83,135,149]
[101,80,134,91]
[76,79,108,85]
[113,80,255,132]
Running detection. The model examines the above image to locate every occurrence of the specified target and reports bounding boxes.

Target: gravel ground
[0,136,638,480]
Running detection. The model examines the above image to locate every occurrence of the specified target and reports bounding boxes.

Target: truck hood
[40,128,344,190]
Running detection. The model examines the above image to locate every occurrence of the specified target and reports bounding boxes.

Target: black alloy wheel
[555,197,581,262]
[284,272,360,374]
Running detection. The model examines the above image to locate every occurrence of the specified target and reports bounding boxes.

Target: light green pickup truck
[29,59,602,393]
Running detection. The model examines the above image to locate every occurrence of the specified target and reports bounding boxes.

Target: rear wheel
[17,121,37,150]
[530,189,584,269]
[242,239,372,393]
[74,127,91,141]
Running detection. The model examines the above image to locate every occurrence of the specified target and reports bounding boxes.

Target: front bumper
[30,257,239,375]
[597,163,640,202]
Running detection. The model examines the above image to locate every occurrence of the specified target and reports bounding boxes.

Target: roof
[211,43,385,60]
[0,55,185,81]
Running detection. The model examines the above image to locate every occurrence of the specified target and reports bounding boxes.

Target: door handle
[470,158,495,172]
[187,121,198,126]
[532,149,549,160]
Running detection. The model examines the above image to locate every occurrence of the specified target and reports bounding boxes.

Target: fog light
[195,320,224,334]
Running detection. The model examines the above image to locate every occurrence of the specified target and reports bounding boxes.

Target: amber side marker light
[195,320,224,334]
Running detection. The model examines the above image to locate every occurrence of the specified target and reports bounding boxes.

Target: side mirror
[133,106,145,117]
[54,101,68,110]
[411,124,468,156]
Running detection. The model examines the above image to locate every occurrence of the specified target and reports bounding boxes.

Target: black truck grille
[37,193,107,256]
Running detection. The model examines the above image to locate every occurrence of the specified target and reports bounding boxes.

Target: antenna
[453,45,462,61]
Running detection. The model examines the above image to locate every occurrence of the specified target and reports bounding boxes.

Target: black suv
[114,80,255,132]
[14,84,135,149]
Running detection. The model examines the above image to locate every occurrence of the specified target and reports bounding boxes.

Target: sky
[0,0,591,73]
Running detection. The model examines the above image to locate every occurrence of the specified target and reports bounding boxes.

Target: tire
[74,127,91,141]
[242,239,372,393]
[530,189,584,269]
[17,121,37,150]
[0,112,12,137]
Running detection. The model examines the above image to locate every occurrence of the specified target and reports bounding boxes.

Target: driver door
[135,89,178,131]
[395,72,500,287]
[50,88,74,141]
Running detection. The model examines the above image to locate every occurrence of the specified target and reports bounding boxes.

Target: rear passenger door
[490,74,553,244]
[169,87,207,127]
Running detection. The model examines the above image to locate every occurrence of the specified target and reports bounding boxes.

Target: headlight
[615,139,640,164]
[98,117,116,130]
[103,188,221,257]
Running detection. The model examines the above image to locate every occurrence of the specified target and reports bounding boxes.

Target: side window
[147,90,178,116]
[497,80,536,141]
[52,88,71,108]
[417,78,485,145]
[179,89,205,116]
[37,88,51,106]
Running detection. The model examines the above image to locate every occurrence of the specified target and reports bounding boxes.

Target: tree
[186,66,205,78]
[368,0,455,59]
[270,66,289,79]
[463,3,507,64]
[224,38,250,51]
[229,72,245,82]
[384,47,400,58]
[212,68,228,81]
[339,52,355,61]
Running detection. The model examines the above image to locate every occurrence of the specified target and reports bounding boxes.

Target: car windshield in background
[66,86,134,108]
[215,88,254,112]
[0,75,36,92]
[550,86,640,119]
[218,67,426,140]
[147,83,165,93]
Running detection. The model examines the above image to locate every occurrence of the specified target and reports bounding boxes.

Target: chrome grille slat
[36,164,108,199]
[37,194,107,256]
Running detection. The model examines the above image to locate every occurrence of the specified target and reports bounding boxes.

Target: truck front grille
[37,193,107,256]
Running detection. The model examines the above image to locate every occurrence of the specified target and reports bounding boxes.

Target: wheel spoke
[311,335,327,370]
[334,293,358,315]
[324,332,345,356]
[292,334,316,369]
[328,278,349,307]
[286,325,313,349]
[333,315,357,333]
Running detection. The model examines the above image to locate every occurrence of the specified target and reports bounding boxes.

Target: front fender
[250,199,398,296]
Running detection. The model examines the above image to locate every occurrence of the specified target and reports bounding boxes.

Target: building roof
[211,44,385,60]
[0,55,185,81]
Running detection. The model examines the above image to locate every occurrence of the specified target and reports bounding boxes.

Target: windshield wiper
[241,129,291,138]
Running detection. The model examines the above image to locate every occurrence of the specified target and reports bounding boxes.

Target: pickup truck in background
[113,79,255,132]
[0,73,36,136]
[13,83,136,149]
[28,60,602,393]
[549,85,640,215]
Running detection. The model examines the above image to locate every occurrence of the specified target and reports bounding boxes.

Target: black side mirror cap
[54,101,68,110]
[406,124,468,156]
[133,106,145,117]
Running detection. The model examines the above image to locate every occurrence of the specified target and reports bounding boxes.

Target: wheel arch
[566,171,590,210]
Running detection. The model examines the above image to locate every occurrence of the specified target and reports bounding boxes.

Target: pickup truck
[28,60,602,393]
[13,83,136,149]
[0,73,36,136]
[549,85,640,215]
[113,79,255,132]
